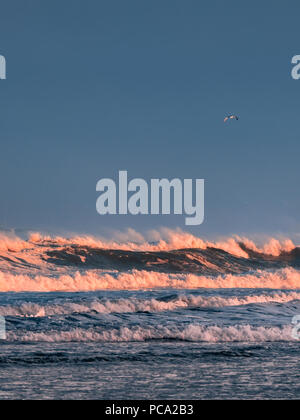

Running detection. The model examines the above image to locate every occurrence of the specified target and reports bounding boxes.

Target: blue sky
[0,0,300,238]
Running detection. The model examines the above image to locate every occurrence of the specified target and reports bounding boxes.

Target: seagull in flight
[224,115,239,122]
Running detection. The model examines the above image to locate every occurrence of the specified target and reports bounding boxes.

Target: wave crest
[7,324,294,343]
[1,229,300,292]
[1,291,300,317]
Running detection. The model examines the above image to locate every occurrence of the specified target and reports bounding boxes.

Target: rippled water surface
[0,288,299,399]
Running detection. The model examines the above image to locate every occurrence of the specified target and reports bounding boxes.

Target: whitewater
[0,230,299,399]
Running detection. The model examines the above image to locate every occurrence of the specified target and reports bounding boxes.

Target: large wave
[1,229,300,292]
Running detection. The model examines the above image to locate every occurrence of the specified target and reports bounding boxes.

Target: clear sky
[0,0,300,238]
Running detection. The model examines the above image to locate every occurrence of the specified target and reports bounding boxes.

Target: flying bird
[224,115,239,122]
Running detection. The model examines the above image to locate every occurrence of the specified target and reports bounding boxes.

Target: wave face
[0,230,300,291]
[44,244,300,274]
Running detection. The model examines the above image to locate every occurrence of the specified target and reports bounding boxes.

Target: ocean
[0,232,299,399]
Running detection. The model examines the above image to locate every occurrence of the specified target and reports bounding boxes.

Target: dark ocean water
[0,235,299,399]
[0,288,299,399]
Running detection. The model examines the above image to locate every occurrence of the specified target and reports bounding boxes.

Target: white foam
[1,267,300,292]
[7,324,295,343]
[1,291,299,317]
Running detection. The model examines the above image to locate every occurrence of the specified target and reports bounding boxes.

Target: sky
[0,0,300,239]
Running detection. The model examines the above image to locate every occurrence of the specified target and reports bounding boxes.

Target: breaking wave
[1,291,300,317]
[1,229,300,291]
[1,267,300,292]
[7,324,294,343]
